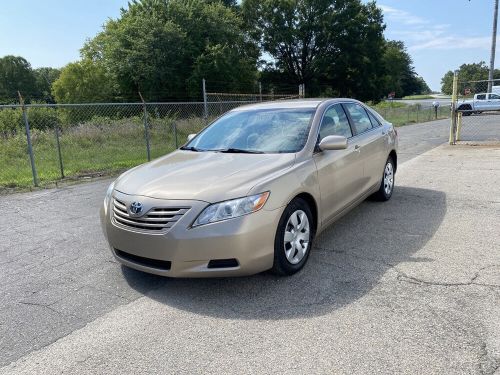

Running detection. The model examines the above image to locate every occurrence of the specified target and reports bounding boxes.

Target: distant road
[390,98,452,107]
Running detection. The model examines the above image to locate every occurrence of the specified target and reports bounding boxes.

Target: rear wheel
[271,198,314,276]
[372,157,395,201]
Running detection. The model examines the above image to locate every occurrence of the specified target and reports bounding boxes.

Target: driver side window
[319,104,353,140]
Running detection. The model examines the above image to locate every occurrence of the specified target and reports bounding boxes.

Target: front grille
[112,198,189,232]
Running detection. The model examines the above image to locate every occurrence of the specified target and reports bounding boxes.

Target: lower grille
[112,198,189,232]
[115,249,171,270]
[207,259,239,269]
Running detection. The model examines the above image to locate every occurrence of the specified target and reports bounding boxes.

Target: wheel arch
[292,192,319,235]
[389,150,397,173]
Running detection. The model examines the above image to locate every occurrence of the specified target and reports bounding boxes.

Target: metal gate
[450,73,500,144]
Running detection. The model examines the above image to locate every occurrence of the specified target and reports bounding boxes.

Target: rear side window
[344,103,373,134]
[476,94,486,100]
[367,110,382,127]
[319,104,353,139]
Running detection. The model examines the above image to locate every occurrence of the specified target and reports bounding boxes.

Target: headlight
[103,181,115,212]
[193,192,270,227]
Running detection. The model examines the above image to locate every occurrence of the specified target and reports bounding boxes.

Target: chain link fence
[1,87,453,191]
[451,77,500,144]
[376,103,450,126]
[1,95,300,190]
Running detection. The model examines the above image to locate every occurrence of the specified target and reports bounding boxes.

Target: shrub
[0,107,23,136]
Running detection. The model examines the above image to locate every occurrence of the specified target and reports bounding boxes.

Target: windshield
[185,108,315,153]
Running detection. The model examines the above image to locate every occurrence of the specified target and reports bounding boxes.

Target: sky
[0,0,497,92]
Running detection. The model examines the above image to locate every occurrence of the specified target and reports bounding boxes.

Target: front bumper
[100,190,282,277]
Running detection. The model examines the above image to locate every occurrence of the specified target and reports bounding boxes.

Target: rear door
[313,104,363,223]
[343,102,387,192]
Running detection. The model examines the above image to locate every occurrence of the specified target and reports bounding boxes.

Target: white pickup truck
[457,93,500,115]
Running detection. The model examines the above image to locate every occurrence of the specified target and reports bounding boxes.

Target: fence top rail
[0,100,274,109]
[207,92,299,97]
[458,79,500,84]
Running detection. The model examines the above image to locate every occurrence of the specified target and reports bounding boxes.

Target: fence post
[202,78,208,120]
[259,82,262,102]
[139,92,151,161]
[173,122,178,148]
[18,92,39,187]
[456,112,463,141]
[54,125,64,179]
[449,70,459,145]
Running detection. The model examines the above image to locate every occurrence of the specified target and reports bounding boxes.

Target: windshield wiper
[215,148,264,154]
[180,146,202,152]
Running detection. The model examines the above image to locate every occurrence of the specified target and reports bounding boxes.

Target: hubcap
[284,210,310,265]
[384,162,394,195]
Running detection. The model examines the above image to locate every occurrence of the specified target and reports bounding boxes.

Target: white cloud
[380,4,492,52]
[379,4,428,25]
[410,36,492,51]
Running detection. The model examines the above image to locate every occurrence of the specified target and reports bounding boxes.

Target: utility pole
[488,0,499,92]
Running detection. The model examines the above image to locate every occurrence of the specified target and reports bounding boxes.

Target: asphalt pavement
[1,119,499,374]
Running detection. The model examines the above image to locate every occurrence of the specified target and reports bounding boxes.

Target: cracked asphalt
[1,119,499,374]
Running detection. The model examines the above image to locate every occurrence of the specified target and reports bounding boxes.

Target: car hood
[114,150,296,202]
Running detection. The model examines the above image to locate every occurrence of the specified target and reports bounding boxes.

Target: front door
[487,93,500,111]
[313,104,364,223]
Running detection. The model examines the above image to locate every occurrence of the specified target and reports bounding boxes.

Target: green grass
[0,105,451,190]
[0,117,206,190]
[371,104,450,127]
[401,95,435,100]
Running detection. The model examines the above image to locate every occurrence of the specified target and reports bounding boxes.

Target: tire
[372,156,395,201]
[271,198,314,276]
[458,105,472,116]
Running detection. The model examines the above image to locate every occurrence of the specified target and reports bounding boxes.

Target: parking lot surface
[1,119,499,374]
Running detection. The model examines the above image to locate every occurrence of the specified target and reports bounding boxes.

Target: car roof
[230,98,359,111]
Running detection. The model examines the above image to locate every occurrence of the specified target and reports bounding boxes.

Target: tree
[33,67,61,102]
[381,40,430,97]
[0,55,37,102]
[188,44,257,94]
[52,60,117,103]
[80,0,258,100]
[440,62,500,94]
[242,0,387,101]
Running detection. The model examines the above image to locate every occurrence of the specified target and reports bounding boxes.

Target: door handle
[354,144,361,152]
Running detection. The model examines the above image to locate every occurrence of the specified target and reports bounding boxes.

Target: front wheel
[271,198,314,276]
[372,157,395,201]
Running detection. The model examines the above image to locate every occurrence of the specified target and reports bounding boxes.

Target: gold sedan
[100,99,398,277]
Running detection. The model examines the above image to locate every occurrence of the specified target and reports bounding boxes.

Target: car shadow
[122,186,446,320]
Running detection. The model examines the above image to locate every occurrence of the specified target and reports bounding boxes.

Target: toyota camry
[100,99,398,277]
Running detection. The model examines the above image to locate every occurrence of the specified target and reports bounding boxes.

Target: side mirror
[318,135,348,151]
[187,134,197,141]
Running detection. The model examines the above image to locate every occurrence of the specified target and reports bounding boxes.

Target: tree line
[1,0,431,104]
[441,61,500,95]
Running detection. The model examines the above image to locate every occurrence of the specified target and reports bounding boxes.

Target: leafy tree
[243,0,386,101]
[188,44,257,94]
[33,67,61,102]
[0,55,37,102]
[415,76,431,95]
[81,0,258,100]
[440,62,500,94]
[52,60,117,103]
[381,40,430,97]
